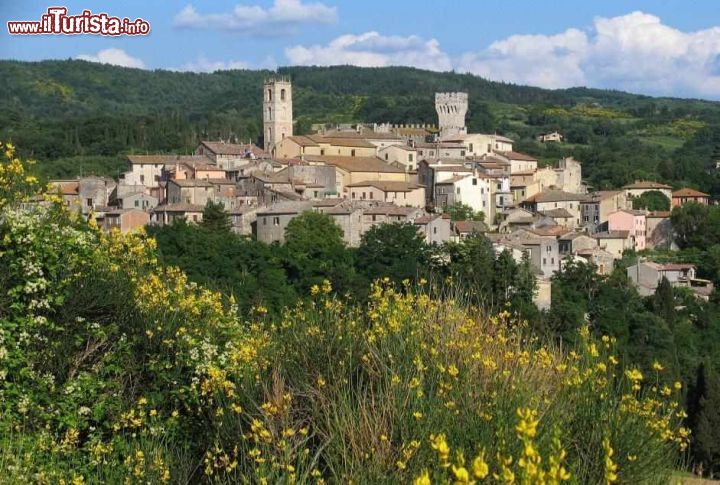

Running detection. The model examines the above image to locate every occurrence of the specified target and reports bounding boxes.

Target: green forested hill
[2,60,720,194]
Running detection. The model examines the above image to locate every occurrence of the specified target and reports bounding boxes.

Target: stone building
[435,92,468,139]
[263,77,293,153]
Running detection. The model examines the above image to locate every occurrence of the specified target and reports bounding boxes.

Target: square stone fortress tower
[263,77,293,152]
[435,92,468,139]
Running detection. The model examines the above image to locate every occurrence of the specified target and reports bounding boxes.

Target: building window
[472,178,477,186]
[140,175,145,183]
[267,89,272,101]
[351,149,356,157]
[134,200,139,207]
[551,258,555,265]
[280,88,286,101]
[408,154,414,162]
[460,150,466,156]
[352,192,356,199]
[263,217,267,225]
[273,217,280,226]
[192,215,198,222]
[86,198,93,206]
[433,227,437,234]
[320,149,325,155]
[369,192,374,199]
[456,187,460,195]
[469,143,474,152]
[543,258,547,265]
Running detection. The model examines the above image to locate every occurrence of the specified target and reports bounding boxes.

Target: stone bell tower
[263,77,293,152]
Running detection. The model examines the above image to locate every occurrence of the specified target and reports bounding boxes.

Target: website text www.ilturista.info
[7,7,150,36]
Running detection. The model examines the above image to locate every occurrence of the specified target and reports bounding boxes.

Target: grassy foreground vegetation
[0,147,692,482]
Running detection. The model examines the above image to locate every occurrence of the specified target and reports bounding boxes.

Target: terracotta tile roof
[312,198,345,207]
[539,208,574,219]
[48,180,79,195]
[453,220,488,233]
[256,201,313,215]
[594,230,630,239]
[305,156,405,173]
[528,225,570,237]
[672,188,709,197]
[286,135,320,147]
[200,141,267,157]
[153,203,205,213]
[347,180,424,192]
[415,142,465,149]
[496,151,538,161]
[169,179,214,187]
[363,205,419,216]
[623,180,672,190]
[308,135,376,148]
[523,190,588,203]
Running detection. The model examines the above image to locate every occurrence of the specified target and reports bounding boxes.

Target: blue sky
[3,1,720,99]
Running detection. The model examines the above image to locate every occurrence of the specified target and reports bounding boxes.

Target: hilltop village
[48,78,713,308]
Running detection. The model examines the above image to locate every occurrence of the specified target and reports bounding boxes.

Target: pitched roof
[200,141,267,157]
[496,151,538,161]
[453,220,488,233]
[435,174,471,184]
[528,225,570,237]
[623,181,672,190]
[286,135,320,147]
[308,134,376,148]
[672,188,709,198]
[256,201,313,215]
[48,180,79,195]
[539,208,574,219]
[415,142,466,149]
[153,203,205,213]
[585,190,623,202]
[523,190,588,203]
[647,211,671,218]
[169,179,214,187]
[363,205,419,216]
[347,180,424,192]
[594,230,630,239]
[305,156,405,173]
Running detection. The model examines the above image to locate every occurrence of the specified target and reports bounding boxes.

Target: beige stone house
[378,145,418,171]
[347,180,426,207]
[103,208,149,233]
[151,203,205,225]
[304,155,407,195]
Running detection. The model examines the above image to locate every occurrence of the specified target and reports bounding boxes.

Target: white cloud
[174,0,337,34]
[285,31,452,71]
[179,56,250,72]
[456,11,720,98]
[76,48,145,69]
[284,12,720,98]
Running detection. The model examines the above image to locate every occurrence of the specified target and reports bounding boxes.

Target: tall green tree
[283,211,355,294]
[356,222,428,286]
[631,190,670,211]
[200,201,231,232]
[689,363,720,476]
[445,203,485,222]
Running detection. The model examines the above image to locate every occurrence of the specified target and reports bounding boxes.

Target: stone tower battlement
[435,92,468,139]
[263,78,293,153]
